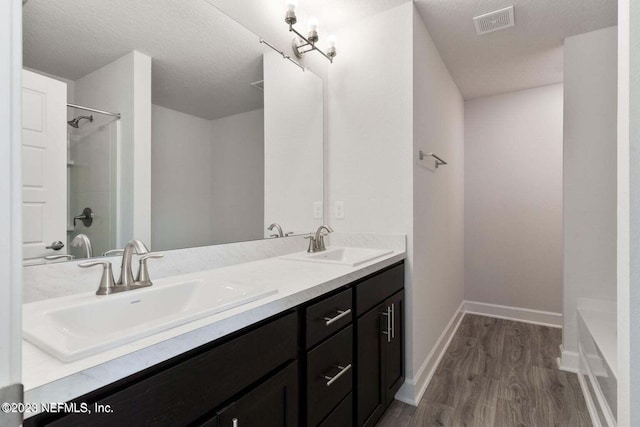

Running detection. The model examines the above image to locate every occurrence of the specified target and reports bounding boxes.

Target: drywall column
[405,6,465,404]
[617,2,640,424]
[465,85,563,315]
[263,51,323,235]
[329,3,465,404]
[562,27,617,367]
[74,51,152,247]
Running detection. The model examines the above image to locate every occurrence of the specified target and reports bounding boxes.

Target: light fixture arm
[288,23,336,63]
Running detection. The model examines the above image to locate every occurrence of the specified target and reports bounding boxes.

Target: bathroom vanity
[23,246,405,427]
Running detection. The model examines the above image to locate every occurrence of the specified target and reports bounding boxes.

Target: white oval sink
[23,279,277,362]
[281,247,393,267]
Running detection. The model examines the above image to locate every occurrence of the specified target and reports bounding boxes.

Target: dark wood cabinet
[215,361,298,427]
[355,263,405,427]
[29,312,298,427]
[356,304,386,426]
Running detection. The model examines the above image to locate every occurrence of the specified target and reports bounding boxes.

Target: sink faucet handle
[304,236,317,253]
[78,260,117,295]
[136,253,165,285]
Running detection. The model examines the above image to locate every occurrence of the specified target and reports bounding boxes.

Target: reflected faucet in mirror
[267,223,284,237]
[70,234,93,259]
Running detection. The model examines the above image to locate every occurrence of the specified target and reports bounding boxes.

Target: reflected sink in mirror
[23,279,277,362]
[281,247,393,267]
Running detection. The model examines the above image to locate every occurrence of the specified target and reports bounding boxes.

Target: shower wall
[67,120,118,258]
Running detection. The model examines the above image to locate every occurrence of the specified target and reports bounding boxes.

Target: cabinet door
[384,290,404,405]
[356,303,386,427]
[216,362,298,427]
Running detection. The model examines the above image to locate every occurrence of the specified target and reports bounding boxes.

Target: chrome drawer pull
[382,306,391,342]
[391,303,395,339]
[324,308,352,326]
[232,418,238,427]
[324,363,352,386]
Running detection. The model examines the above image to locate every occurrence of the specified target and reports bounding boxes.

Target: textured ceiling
[23,0,269,120]
[24,0,619,116]
[414,0,618,99]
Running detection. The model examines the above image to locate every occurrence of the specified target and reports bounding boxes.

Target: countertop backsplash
[23,232,406,303]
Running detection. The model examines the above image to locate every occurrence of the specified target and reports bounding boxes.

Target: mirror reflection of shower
[67,115,93,128]
[66,103,121,259]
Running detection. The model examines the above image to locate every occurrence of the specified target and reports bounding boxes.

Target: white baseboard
[394,301,465,406]
[558,345,580,373]
[464,300,563,328]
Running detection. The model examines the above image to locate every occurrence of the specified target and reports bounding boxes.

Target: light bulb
[327,35,337,48]
[285,0,296,11]
[308,18,319,32]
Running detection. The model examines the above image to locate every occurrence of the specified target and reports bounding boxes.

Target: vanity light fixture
[284,0,337,63]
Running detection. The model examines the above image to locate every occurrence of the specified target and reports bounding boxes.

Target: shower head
[67,115,93,128]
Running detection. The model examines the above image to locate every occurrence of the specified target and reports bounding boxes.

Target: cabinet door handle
[324,363,352,386]
[391,303,395,339]
[381,306,391,342]
[324,308,352,326]
[232,418,238,427]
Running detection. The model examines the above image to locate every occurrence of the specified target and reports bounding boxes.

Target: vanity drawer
[43,312,297,427]
[318,393,353,427]
[356,263,404,316]
[306,287,353,349]
[307,325,353,426]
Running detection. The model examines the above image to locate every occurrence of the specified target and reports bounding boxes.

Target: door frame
[0,0,23,424]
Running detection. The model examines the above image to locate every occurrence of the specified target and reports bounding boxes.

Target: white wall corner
[395,301,465,406]
[558,344,580,373]
[464,300,563,328]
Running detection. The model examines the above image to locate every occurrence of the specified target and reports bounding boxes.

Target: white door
[21,69,67,261]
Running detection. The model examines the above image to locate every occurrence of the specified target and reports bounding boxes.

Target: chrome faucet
[118,239,150,287]
[305,225,334,253]
[79,239,164,295]
[70,233,93,258]
[267,223,284,238]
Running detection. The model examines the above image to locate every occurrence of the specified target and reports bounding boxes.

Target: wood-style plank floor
[377,314,592,426]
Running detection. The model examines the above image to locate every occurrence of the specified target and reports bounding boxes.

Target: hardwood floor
[376,314,592,426]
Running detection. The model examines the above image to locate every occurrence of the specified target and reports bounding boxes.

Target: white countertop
[23,246,405,415]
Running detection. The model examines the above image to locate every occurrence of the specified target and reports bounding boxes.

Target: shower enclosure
[66,104,120,259]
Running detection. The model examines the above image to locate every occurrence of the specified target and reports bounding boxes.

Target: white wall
[465,85,564,313]
[563,27,618,360]
[74,51,152,247]
[0,0,23,398]
[151,105,264,250]
[410,6,465,400]
[151,105,213,251]
[211,109,264,244]
[264,51,323,236]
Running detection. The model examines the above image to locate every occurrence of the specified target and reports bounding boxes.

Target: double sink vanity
[23,233,406,426]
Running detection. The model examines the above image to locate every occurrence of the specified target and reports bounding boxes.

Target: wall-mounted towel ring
[418,151,448,168]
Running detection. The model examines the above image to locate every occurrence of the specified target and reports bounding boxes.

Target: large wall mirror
[22,0,323,264]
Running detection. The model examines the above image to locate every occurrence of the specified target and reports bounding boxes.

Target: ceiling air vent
[473,6,515,35]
